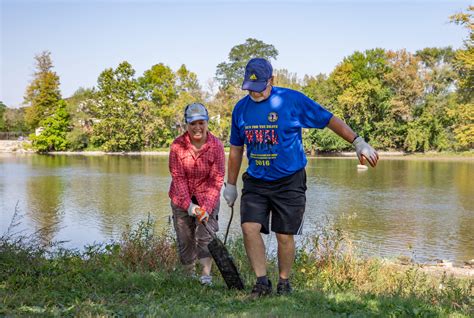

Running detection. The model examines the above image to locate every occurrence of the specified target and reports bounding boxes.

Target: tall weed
[292,220,473,313]
[118,215,178,272]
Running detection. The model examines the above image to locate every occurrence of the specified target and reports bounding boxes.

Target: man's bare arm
[227,145,244,185]
[326,116,358,143]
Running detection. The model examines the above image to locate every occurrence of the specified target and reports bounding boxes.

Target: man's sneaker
[199,275,212,286]
[250,280,272,299]
[277,280,292,295]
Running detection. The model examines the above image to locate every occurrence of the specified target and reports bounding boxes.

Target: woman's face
[187,120,208,143]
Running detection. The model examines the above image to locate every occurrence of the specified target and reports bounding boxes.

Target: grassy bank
[1,218,472,317]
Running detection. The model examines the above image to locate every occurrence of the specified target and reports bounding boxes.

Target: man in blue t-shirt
[223,58,378,298]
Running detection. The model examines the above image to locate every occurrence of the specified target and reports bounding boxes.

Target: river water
[1,153,472,264]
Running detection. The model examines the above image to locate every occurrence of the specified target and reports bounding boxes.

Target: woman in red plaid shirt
[169,103,225,286]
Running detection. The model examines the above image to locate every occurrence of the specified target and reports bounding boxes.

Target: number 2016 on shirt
[255,159,270,166]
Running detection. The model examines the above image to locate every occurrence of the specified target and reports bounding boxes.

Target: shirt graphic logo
[250,74,257,81]
[245,129,279,151]
[268,112,278,122]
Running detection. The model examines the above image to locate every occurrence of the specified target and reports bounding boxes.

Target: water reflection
[0,154,472,264]
[26,175,64,244]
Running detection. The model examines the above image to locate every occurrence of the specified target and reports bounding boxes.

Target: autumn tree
[450,6,474,103]
[449,6,474,150]
[23,51,62,129]
[273,69,302,90]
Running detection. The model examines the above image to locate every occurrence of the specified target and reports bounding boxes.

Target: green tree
[404,94,456,152]
[173,64,207,136]
[138,63,180,147]
[415,47,455,96]
[302,74,347,153]
[176,64,201,96]
[137,100,164,149]
[409,47,458,151]
[329,49,393,148]
[0,101,6,131]
[23,51,62,129]
[64,87,97,150]
[91,62,142,151]
[3,107,28,133]
[138,63,177,106]
[216,38,278,89]
[212,39,279,143]
[383,49,424,148]
[302,73,336,112]
[30,100,70,152]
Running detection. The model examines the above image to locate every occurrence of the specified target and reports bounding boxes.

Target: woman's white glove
[223,184,238,207]
[353,136,379,167]
[187,203,199,217]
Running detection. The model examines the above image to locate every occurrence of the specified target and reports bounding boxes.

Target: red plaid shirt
[168,132,225,213]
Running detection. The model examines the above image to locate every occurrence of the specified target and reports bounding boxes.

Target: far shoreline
[1,149,473,161]
[0,140,472,161]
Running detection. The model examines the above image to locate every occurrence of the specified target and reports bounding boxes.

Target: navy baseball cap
[242,58,273,92]
[184,103,209,123]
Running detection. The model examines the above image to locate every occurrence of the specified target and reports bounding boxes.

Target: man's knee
[276,233,294,246]
[241,222,262,236]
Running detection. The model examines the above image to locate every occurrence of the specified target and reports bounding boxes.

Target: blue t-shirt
[230,86,333,181]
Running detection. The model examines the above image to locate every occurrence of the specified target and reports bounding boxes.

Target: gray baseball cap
[184,103,209,123]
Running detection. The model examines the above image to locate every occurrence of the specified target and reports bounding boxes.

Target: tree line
[1,7,472,153]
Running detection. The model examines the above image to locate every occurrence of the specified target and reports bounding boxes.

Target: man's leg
[240,172,272,296]
[276,233,295,279]
[241,222,267,277]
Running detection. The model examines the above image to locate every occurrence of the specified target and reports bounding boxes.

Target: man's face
[248,78,273,102]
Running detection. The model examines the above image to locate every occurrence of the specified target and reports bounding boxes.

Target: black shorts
[240,169,307,235]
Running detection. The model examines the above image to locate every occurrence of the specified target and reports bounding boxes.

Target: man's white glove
[223,183,238,207]
[353,136,379,167]
[187,203,199,217]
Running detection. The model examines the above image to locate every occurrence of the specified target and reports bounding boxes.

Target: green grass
[1,218,472,317]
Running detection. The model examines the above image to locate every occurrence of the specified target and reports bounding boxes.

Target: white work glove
[187,203,199,217]
[353,136,379,167]
[223,183,238,207]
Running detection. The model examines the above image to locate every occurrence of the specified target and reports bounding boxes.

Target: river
[1,153,472,264]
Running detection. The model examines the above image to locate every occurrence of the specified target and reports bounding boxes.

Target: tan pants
[171,201,219,265]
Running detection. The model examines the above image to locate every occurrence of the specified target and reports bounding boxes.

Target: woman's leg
[171,202,197,274]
